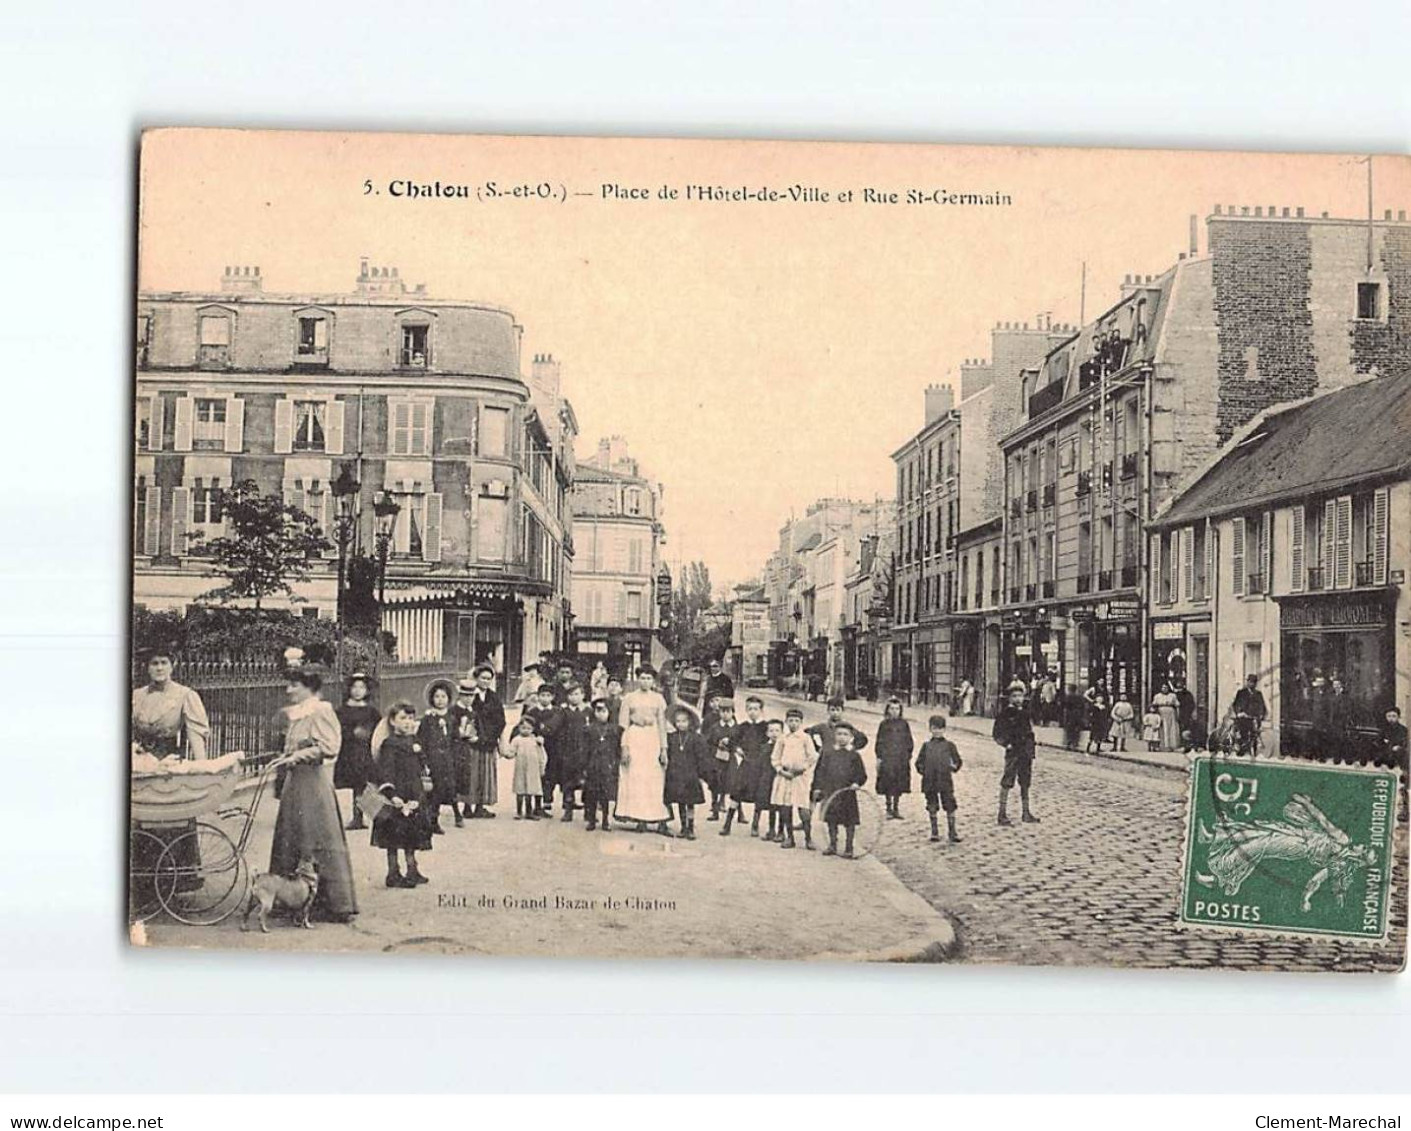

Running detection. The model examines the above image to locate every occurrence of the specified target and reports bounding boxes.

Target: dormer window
[197,310,233,367]
[297,316,329,363]
[401,323,429,367]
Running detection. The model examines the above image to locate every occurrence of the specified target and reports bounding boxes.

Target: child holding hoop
[812,723,868,858]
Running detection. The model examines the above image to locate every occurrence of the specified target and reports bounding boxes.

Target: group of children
[353,669,972,889]
[506,684,967,857]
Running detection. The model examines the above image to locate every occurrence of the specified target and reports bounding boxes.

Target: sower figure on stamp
[993,680,1039,826]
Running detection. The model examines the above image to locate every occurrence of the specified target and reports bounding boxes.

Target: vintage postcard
[129,128,1408,971]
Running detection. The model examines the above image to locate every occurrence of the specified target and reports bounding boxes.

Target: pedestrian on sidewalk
[771,707,819,850]
[1153,683,1181,752]
[370,702,432,888]
[665,703,708,840]
[993,681,1040,826]
[1060,684,1085,751]
[1084,680,1111,754]
[724,695,768,836]
[581,698,622,832]
[1141,705,1162,747]
[334,672,380,832]
[915,715,962,844]
[1110,695,1135,752]
[874,697,915,821]
[507,715,547,820]
[814,723,867,858]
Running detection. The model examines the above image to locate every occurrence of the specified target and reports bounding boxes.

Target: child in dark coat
[915,714,963,844]
[873,697,914,820]
[812,723,868,858]
[665,703,708,839]
[371,702,433,888]
[727,695,770,837]
[758,718,784,841]
[417,680,457,835]
[700,700,739,822]
[555,684,591,822]
[581,698,622,832]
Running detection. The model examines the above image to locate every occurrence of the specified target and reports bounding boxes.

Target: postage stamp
[1180,756,1398,942]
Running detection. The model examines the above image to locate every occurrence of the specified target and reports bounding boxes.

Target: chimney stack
[221,265,263,293]
[1189,214,1199,256]
[924,384,954,424]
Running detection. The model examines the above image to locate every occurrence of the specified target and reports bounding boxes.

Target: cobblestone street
[758,693,1407,973]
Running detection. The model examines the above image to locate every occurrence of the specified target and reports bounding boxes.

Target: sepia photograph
[128,128,1409,973]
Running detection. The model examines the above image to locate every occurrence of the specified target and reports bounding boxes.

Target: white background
[1,0,1408,1095]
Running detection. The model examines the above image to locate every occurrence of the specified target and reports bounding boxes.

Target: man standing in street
[1231,674,1267,757]
[992,681,1039,826]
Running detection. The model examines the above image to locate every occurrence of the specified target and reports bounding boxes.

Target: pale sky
[138,131,1410,591]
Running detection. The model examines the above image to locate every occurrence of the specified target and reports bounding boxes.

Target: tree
[661,560,713,656]
[190,480,331,611]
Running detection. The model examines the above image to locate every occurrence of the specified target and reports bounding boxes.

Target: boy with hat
[807,696,869,763]
[915,715,963,844]
[812,722,868,858]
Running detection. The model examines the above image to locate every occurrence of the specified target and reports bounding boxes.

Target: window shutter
[423,492,443,562]
[173,396,193,452]
[170,486,191,558]
[1265,512,1274,589]
[224,396,245,452]
[419,401,433,456]
[1322,499,1337,584]
[615,588,626,625]
[1289,506,1305,593]
[1182,526,1195,601]
[147,395,164,452]
[320,491,340,559]
[143,485,161,556]
[1373,487,1390,585]
[1205,519,1214,597]
[1231,517,1246,597]
[325,399,346,455]
[273,399,293,454]
[1334,495,1353,588]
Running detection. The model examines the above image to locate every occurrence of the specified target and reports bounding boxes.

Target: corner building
[133,262,577,693]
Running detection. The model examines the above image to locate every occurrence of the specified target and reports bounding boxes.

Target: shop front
[1000,610,1067,691]
[1074,596,1142,706]
[572,626,653,681]
[1149,615,1213,741]
[1277,590,1398,762]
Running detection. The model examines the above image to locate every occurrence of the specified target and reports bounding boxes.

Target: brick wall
[1210,219,1317,443]
[1350,227,1411,381]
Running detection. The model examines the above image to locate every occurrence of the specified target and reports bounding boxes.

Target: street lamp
[373,492,401,610]
[330,464,360,678]
[331,464,360,625]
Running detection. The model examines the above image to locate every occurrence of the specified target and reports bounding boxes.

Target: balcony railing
[1098,569,1113,590]
[1025,489,1038,512]
[1307,567,1326,591]
[1025,583,1038,601]
[1192,580,1207,602]
[1247,572,1267,595]
[1076,572,1092,594]
[1042,483,1056,507]
[1355,560,1374,587]
[1121,452,1138,480]
[1042,579,1055,598]
[1076,471,1091,497]
[1121,564,1138,588]
[1008,586,1022,603]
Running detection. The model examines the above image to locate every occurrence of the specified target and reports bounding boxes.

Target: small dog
[241,857,319,933]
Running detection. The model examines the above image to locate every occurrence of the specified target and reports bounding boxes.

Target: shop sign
[1152,621,1185,640]
[1014,645,1033,657]
[1104,599,1142,621]
[1040,641,1059,657]
[1281,596,1389,630]
[1069,605,1096,622]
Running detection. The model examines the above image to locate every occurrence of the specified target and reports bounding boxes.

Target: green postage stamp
[1181,757,1397,941]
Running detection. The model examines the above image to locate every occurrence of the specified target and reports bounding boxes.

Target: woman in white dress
[614,666,673,836]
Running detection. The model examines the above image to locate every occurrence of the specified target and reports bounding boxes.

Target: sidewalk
[758,688,1192,774]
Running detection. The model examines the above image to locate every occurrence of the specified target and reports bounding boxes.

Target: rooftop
[1156,373,1411,527]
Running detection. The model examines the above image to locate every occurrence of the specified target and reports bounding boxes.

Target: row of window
[1006,397,1142,501]
[135,393,515,460]
[575,584,648,627]
[137,309,440,371]
[897,437,958,503]
[899,498,960,564]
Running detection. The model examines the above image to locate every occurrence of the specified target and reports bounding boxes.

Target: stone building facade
[133,261,577,694]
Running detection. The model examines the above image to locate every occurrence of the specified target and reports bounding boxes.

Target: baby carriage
[129,749,290,926]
